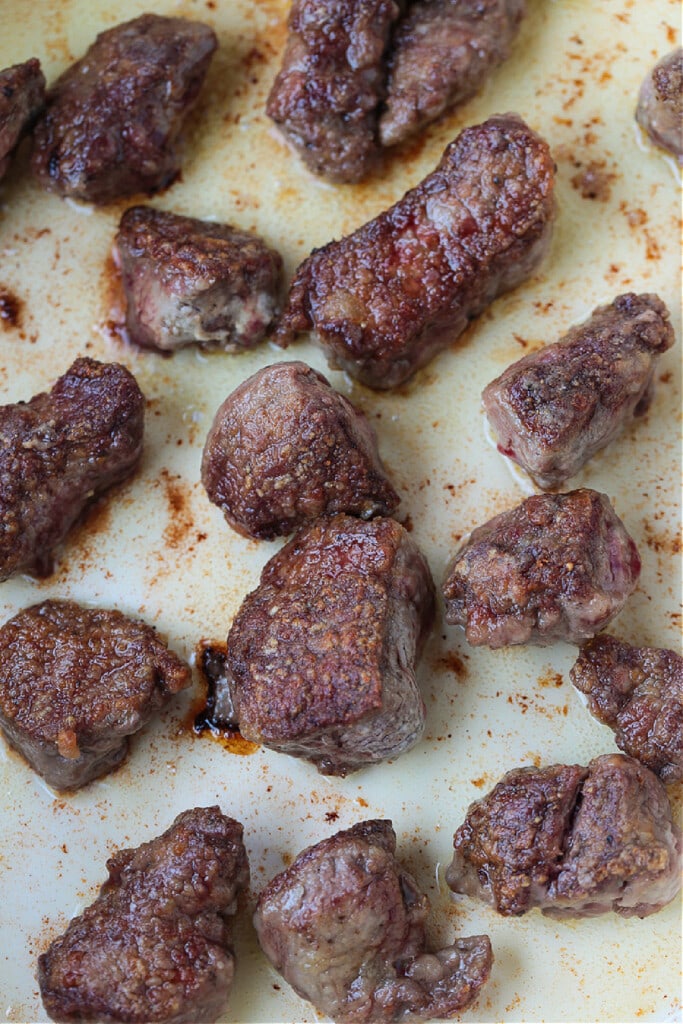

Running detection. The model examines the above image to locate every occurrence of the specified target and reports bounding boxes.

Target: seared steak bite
[114,206,283,353]
[266,0,401,182]
[482,293,675,489]
[254,820,493,1022]
[447,754,682,919]
[275,114,555,389]
[0,357,145,581]
[31,14,217,203]
[0,600,191,790]
[636,48,683,163]
[0,58,45,181]
[571,635,683,783]
[201,361,399,540]
[442,489,641,648]
[226,515,435,775]
[380,0,526,147]
[38,807,250,1024]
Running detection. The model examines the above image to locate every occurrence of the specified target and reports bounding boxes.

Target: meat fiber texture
[446,754,682,919]
[0,58,45,180]
[571,635,683,783]
[636,47,683,163]
[201,360,399,539]
[0,357,145,581]
[380,0,526,147]
[114,206,283,353]
[254,819,493,1022]
[31,14,217,202]
[275,114,555,389]
[266,0,402,182]
[482,292,675,489]
[266,0,526,180]
[38,807,250,1024]
[0,600,190,790]
[226,514,435,775]
[442,488,641,648]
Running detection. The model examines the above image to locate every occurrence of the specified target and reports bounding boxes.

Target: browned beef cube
[380,0,525,147]
[0,58,45,180]
[571,635,683,783]
[482,293,675,489]
[636,48,683,163]
[226,514,435,775]
[0,599,190,790]
[275,114,555,389]
[446,754,682,919]
[114,206,283,353]
[38,807,250,1024]
[254,820,493,1022]
[448,762,588,916]
[0,357,145,581]
[201,361,399,540]
[442,489,641,648]
[266,0,401,182]
[31,14,217,203]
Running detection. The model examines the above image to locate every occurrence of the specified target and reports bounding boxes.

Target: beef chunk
[380,0,525,147]
[226,514,435,775]
[482,293,675,489]
[0,58,45,180]
[38,807,250,1024]
[0,599,190,790]
[254,820,492,1022]
[266,0,401,182]
[446,754,682,919]
[275,114,555,389]
[201,361,399,540]
[31,14,217,203]
[0,357,145,580]
[442,489,641,648]
[113,206,283,353]
[636,48,683,163]
[571,635,683,783]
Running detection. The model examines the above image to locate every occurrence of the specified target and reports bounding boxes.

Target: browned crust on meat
[274,114,555,389]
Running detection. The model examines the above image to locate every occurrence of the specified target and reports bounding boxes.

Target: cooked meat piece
[0,58,45,180]
[0,357,145,580]
[442,488,641,648]
[571,635,683,783]
[254,819,493,1022]
[113,206,283,353]
[448,762,588,916]
[275,114,555,389]
[201,361,399,540]
[636,48,683,163]
[482,293,675,489]
[38,806,250,1024]
[446,753,682,919]
[226,514,435,775]
[266,0,401,182]
[380,0,525,147]
[31,14,217,203]
[0,599,190,790]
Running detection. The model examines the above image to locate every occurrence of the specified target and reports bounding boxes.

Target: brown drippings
[436,651,469,679]
[0,288,23,329]
[189,641,259,755]
[570,160,617,201]
[98,252,127,347]
[538,669,564,689]
[160,469,194,550]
